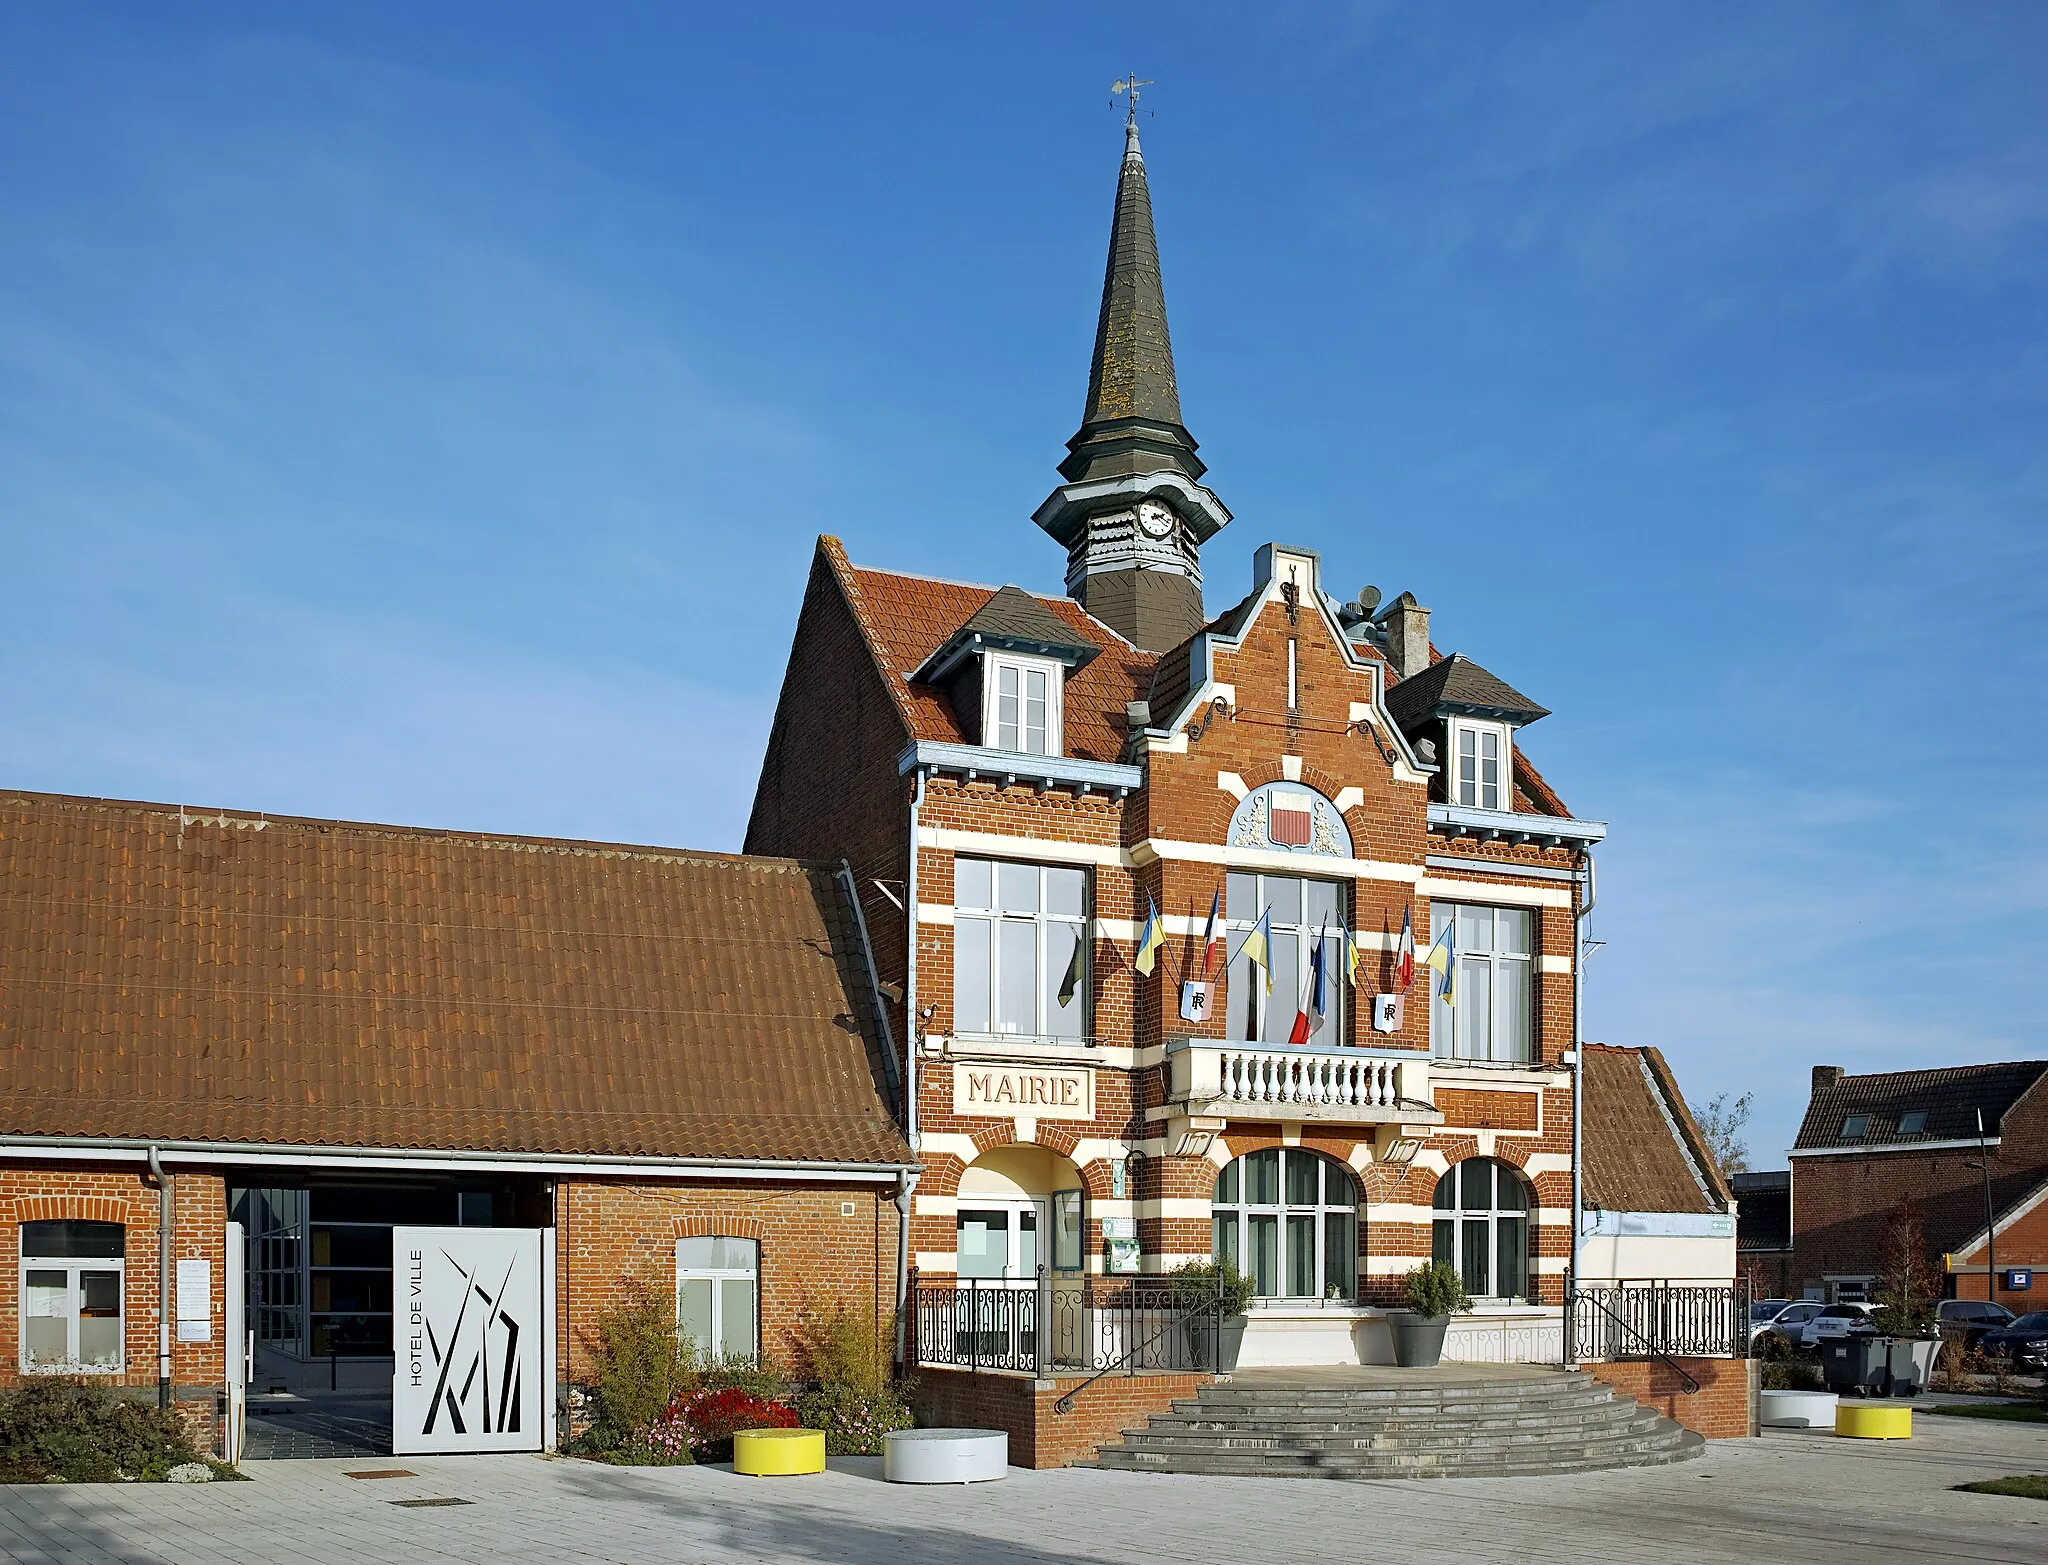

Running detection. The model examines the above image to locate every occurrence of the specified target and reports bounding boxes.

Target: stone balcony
[1162,1039,1442,1126]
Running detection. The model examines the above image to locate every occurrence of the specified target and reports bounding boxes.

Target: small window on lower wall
[19,1221,125,1374]
[676,1237,759,1365]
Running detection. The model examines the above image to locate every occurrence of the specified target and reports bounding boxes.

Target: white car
[1748,1298,1797,1344]
[1763,1301,1822,1348]
[1801,1302,1884,1349]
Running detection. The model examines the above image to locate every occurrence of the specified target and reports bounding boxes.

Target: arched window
[1432,1158,1530,1301]
[1211,1149,1358,1300]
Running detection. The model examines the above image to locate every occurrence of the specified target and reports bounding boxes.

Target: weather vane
[1111,73,1155,127]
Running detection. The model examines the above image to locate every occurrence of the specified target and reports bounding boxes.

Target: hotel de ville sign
[952,1064,1095,1121]
[391,1226,556,1456]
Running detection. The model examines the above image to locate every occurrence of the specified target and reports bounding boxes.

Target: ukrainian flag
[1425,921,1456,1006]
[1238,908,1275,995]
[1135,895,1166,977]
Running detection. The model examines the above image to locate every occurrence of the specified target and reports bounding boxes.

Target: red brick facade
[1791,1074,2048,1310]
[1583,1357,1756,1440]
[910,1366,1208,1469]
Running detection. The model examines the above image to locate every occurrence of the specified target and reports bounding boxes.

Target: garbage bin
[1883,1338,1937,1398]
[1820,1335,1889,1397]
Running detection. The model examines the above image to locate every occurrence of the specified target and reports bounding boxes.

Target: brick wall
[556,1178,902,1387]
[1948,1180,2048,1310]
[1583,1356,1756,1440]
[1792,1085,2048,1307]
[910,1366,1209,1468]
[0,1160,231,1453]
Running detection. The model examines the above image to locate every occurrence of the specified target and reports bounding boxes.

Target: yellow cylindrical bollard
[1835,1403,1912,1440]
[733,1427,827,1475]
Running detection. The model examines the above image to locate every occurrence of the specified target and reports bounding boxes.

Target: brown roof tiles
[0,790,910,1166]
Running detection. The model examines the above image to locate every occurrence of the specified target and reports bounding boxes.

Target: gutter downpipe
[1566,849,1595,1369]
[146,1145,171,1410]
[895,767,927,1371]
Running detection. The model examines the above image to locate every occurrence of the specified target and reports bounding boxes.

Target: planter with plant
[1392,1262,1472,1368]
[1170,1260,1255,1373]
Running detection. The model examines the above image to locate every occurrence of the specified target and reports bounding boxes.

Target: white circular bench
[1759,1389,1839,1428]
[882,1428,1009,1484]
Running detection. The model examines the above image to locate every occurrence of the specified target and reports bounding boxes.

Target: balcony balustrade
[1165,1039,1436,1123]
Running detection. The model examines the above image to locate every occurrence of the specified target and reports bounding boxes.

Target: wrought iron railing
[908,1270,1225,1386]
[1569,1280,1749,1382]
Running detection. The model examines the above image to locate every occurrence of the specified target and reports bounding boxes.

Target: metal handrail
[1571,1284,1700,1393]
[1053,1282,1225,1414]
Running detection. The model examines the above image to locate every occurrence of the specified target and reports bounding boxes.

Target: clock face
[1137,500,1176,540]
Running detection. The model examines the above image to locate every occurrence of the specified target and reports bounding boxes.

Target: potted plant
[1871,1202,1943,1397]
[1170,1260,1255,1373]
[1393,1261,1471,1368]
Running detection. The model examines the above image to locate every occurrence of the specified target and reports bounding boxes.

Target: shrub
[672,1386,800,1462]
[790,1300,888,1391]
[588,1273,689,1433]
[1168,1259,1256,1317]
[1402,1261,1472,1320]
[795,1382,914,1455]
[0,1381,204,1483]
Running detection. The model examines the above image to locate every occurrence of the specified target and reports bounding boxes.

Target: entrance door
[953,1200,1044,1365]
[391,1227,555,1456]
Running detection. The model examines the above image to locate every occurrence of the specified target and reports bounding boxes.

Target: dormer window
[1450,719,1509,811]
[984,653,1062,757]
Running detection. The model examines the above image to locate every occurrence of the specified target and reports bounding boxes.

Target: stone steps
[1086,1370,1703,1481]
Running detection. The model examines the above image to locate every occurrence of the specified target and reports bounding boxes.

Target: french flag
[1288,927,1327,1045]
[1396,906,1416,991]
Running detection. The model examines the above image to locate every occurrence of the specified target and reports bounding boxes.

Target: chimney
[1379,592,1431,683]
[1811,1065,1845,1094]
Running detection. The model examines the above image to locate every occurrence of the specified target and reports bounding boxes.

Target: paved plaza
[1,1414,2044,1564]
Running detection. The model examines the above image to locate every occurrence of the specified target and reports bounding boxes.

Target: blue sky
[3,3,2044,1164]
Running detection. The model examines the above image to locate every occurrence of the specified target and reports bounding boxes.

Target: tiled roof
[1794,1061,2048,1150]
[0,791,911,1166]
[1582,1044,1727,1214]
[1730,1171,1791,1251]
[1385,653,1549,730]
[833,547,1156,765]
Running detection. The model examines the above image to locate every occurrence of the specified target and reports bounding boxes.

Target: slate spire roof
[1059,120,1206,485]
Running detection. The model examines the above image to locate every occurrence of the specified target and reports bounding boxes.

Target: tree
[1874,1199,1938,1337]
[1696,1091,1753,1177]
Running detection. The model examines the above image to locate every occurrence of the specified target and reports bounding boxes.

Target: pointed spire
[1060,120,1205,485]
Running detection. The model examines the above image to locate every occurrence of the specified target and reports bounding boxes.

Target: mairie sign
[952,1065,1095,1121]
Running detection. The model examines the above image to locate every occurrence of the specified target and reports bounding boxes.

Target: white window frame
[1210,1149,1359,1301]
[1449,718,1511,811]
[19,1230,125,1375]
[981,652,1063,757]
[675,1237,759,1365]
[1432,1158,1531,1303]
[1430,903,1533,1063]
[1225,873,1345,1045]
[952,858,1090,1042]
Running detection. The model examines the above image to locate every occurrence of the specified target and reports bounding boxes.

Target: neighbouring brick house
[0,795,913,1452]
[1731,1171,1795,1300]
[1789,1060,2048,1309]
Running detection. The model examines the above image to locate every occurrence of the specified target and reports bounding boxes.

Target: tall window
[1430,904,1533,1062]
[953,859,1088,1041]
[676,1237,759,1363]
[1451,720,1508,811]
[1225,873,1345,1045]
[984,653,1061,756]
[1432,1159,1530,1301]
[20,1221,124,1373]
[1211,1149,1358,1300]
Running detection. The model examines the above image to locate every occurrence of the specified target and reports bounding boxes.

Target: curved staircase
[1086,1365,1703,1479]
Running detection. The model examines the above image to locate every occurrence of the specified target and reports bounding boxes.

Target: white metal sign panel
[392,1227,546,1455]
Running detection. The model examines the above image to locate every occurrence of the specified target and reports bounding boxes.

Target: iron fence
[1570,1280,1749,1365]
[908,1271,1221,1377]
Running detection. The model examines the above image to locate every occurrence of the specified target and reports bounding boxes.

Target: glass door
[954,1199,1045,1363]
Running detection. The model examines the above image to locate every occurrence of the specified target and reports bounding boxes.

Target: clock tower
[1034,119,1230,652]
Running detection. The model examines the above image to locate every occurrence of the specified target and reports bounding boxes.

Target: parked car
[1936,1298,2016,1350]
[1749,1299,1797,1344]
[1764,1301,1823,1349]
[1801,1302,1884,1350]
[1978,1311,2048,1370]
